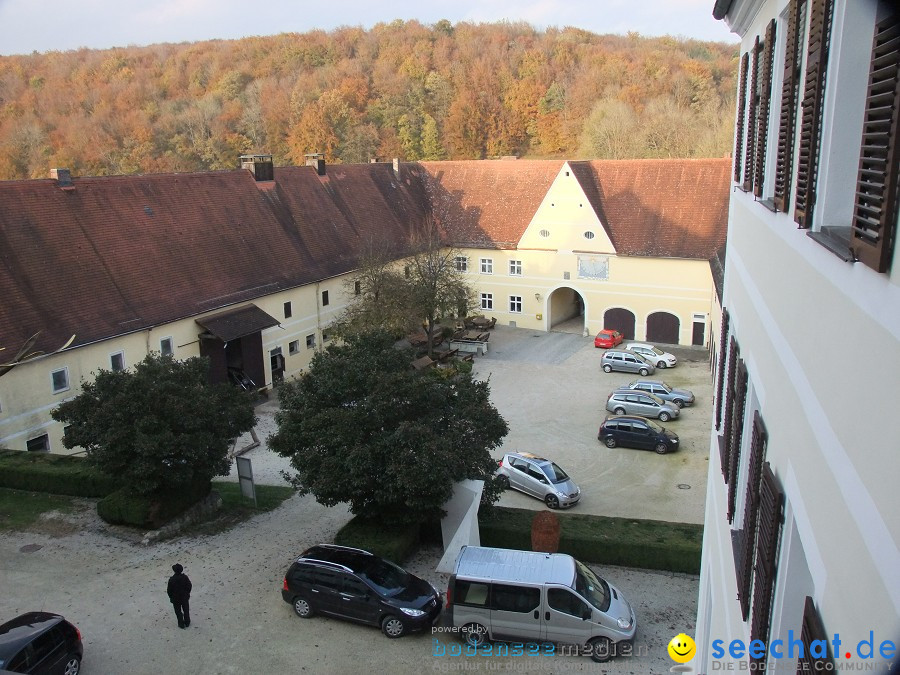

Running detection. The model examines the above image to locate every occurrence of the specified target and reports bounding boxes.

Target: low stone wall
[141,491,223,545]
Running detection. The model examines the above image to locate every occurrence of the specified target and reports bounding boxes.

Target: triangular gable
[517,162,617,254]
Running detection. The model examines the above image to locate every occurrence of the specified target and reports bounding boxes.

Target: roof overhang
[712,0,734,20]
[196,304,280,343]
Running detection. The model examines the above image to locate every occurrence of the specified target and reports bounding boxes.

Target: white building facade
[697,0,899,672]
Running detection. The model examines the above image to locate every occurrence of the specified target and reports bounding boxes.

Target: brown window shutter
[735,412,768,620]
[754,20,777,197]
[774,0,806,212]
[794,0,835,228]
[715,309,730,431]
[720,337,739,480]
[797,596,834,671]
[726,360,749,523]
[735,53,750,183]
[749,462,784,671]
[743,39,761,191]
[851,10,900,273]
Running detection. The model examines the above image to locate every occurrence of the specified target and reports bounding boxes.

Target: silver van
[447,546,636,663]
[600,349,655,376]
[605,390,680,421]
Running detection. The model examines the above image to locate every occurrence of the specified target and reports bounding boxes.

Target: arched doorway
[548,287,586,333]
[604,308,636,340]
[646,311,680,344]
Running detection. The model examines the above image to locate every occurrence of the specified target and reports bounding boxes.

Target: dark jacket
[167,571,192,603]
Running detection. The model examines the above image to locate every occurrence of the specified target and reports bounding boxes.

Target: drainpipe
[315,282,322,351]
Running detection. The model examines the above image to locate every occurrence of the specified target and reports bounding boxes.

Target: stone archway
[548,287,586,333]
[604,308,636,340]
[646,311,681,344]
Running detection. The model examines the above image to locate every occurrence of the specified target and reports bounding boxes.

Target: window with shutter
[735,412,768,620]
[727,361,749,523]
[749,463,784,671]
[850,9,899,273]
[774,0,807,212]
[797,596,833,671]
[735,53,750,183]
[754,20,777,198]
[794,0,835,228]
[715,309,730,431]
[721,337,739,481]
[743,40,761,191]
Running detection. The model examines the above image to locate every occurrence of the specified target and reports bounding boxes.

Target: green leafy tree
[269,332,508,524]
[51,354,256,495]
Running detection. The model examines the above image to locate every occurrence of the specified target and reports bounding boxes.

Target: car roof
[603,414,654,424]
[298,544,375,573]
[454,546,575,586]
[0,613,63,661]
[612,389,666,403]
[509,451,547,462]
[628,379,665,386]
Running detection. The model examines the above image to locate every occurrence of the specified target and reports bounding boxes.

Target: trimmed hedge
[97,480,212,529]
[478,506,702,574]
[334,515,422,563]
[0,449,118,498]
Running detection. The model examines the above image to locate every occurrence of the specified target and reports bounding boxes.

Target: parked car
[447,546,636,663]
[0,612,83,675]
[598,415,679,454]
[617,380,695,408]
[593,329,624,349]
[623,343,677,369]
[606,390,680,421]
[281,544,442,638]
[496,452,581,509]
[600,349,655,376]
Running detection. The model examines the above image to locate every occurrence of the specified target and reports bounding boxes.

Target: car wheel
[614,407,626,415]
[497,475,509,490]
[657,361,667,369]
[603,364,612,373]
[655,443,668,455]
[381,614,407,638]
[639,368,649,376]
[604,437,617,448]
[63,656,81,675]
[673,399,684,408]
[293,596,314,618]
[463,623,488,648]
[545,494,560,509]
[658,412,671,422]
[589,636,612,663]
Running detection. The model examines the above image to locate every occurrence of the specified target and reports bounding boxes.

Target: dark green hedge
[0,449,118,498]
[334,515,422,563]
[97,481,212,529]
[478,506,702,574]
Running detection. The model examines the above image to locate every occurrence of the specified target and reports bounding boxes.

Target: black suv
[282,544,442,638]
[598,414,679,454]
[0,612,83,674]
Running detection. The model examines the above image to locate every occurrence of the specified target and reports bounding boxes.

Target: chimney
[392,158,400,175]
[305,153,326,176]
[50,168,74,190]
[369,157,381,164]
[240,154,274,181]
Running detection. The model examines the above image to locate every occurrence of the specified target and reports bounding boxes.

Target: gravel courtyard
[0,326,704,674]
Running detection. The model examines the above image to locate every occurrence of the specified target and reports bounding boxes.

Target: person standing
[167,563,192,629]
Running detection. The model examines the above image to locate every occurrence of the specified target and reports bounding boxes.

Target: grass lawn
[0,488,76,531]
[181,481,296,536]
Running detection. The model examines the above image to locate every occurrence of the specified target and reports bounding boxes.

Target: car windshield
[645,418,664,432]
[357,558,411,596]
[543,462,570,483]
[660,382,673,391]
[573,561,610,612]
[651,347,664,355]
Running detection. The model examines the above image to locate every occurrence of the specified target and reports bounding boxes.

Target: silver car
[600,349,655,376]
[496,452,581,509]
[623,343,677,369]
[617,380,695,408]
[605,390,680,422]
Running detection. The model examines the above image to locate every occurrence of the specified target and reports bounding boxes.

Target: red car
[594,329,624,348]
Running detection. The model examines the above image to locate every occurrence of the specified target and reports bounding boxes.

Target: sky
[0,0,735,56]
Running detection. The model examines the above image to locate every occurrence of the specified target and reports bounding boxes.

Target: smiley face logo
[668,633,696,663]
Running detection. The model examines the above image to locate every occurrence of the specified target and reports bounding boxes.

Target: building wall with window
[697,0,899,671]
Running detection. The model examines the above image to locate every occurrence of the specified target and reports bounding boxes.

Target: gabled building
[0,156,729,454]
[697,0,899,671]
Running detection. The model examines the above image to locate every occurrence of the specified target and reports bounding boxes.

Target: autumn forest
[0,20,738,180]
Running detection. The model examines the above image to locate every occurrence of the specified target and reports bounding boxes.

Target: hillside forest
[0,20,738,180]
